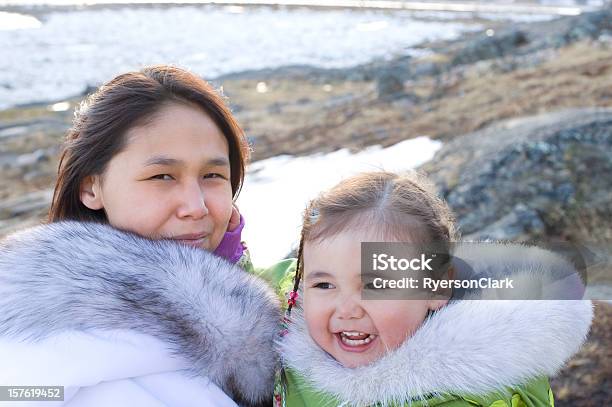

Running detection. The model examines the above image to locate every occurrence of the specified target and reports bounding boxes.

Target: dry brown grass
[220,41,612,161]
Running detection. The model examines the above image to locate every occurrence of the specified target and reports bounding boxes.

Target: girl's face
[303,228,447,368]
[80,102,233,251]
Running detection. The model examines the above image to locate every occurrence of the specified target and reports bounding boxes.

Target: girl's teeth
[340,333,374,346]
[342,331,365,337]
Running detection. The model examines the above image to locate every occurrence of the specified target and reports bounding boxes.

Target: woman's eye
[313,282,334,289]
[149,174,174,181]
[203,173,224,179]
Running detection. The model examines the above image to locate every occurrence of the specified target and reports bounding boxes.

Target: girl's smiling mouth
[336,331,378,352]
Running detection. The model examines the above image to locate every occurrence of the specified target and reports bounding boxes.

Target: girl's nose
[335,294,365,320]
[177,180,209,220]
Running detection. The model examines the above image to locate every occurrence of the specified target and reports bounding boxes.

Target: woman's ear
[227,204,241,231]
[80,175,104,210]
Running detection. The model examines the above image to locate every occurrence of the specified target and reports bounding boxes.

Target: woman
[0,66,294,407]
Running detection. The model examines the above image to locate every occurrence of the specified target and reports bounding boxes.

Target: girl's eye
[313,282,335,289]
[364,282,377,290]
[364,282,387,291]
[149,174,174,181]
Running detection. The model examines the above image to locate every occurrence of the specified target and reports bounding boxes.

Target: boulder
[451,29,528,66]
[420,108,612,242]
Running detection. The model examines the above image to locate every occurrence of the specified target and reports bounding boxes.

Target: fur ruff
[280,243,593,406]
[0,221,281,407]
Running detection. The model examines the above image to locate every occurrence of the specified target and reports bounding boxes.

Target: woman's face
[80,102,234,251]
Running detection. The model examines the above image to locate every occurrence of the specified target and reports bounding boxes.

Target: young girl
[0,65,293,407]
[276,171,593,407]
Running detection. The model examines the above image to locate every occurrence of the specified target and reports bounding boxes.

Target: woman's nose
[177,180,209,220]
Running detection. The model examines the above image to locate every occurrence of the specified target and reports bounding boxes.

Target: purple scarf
[213,214,246,264]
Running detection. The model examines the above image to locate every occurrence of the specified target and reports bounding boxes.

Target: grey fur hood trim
[0,221,281,407]
[280,243,593,406]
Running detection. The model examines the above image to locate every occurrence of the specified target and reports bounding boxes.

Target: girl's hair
[48,65,250,222]
[289,171,458,311]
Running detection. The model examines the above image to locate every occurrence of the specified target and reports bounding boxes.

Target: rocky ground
[551,301,611,407]
[420,108,612,244]
[0,7,610,405]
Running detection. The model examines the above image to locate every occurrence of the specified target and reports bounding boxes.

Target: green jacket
[276,296,579,407]
[252,257,297,300]
[282,366,555,407]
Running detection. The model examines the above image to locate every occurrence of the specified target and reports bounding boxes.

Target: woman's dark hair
[49,65,250,222]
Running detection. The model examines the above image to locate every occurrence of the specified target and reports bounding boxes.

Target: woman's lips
[170,233,209,248]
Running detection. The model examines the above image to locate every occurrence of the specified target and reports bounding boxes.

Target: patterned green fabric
[236,248,256,273]
[282,367,554,407]
[251,256,297,301]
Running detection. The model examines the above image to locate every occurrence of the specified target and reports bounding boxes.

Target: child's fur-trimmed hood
[280,243,593,406]
[0,221,281,407]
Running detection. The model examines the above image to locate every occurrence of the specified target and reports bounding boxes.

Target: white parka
[0,222,281,407]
